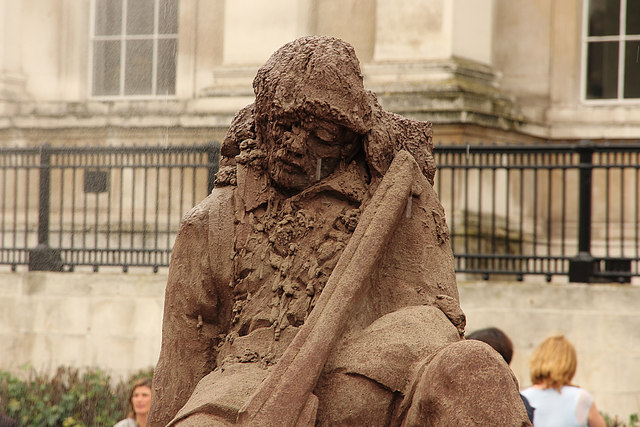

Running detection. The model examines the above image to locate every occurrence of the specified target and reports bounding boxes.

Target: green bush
[2,367,637,427]
[0,366,153,427]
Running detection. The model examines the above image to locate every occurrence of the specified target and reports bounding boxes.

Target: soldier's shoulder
[181,186,236,225]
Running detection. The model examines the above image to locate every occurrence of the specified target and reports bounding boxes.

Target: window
[91,0,178,97]
[583,0,640,100]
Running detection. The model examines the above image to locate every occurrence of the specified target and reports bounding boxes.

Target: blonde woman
[521,335,605,427]
[114,378,152,427]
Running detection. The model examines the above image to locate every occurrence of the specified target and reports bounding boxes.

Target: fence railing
[433,141,640,282]
[1,141,638,282]
[0,143,219,272]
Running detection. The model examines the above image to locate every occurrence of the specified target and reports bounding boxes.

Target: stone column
[366,0,524,140]
[0,0,28,104]
[221,0,314,66]
[369,0,495,77]
[373,0,454,62]
[197,0,315,110]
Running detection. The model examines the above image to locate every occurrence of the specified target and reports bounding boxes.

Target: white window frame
[89,0,178,99]
[581,0,640,104]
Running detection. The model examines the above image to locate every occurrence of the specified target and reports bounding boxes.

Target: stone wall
[460,279,640,421]
[0,272,638,419]
[0,272,164,381]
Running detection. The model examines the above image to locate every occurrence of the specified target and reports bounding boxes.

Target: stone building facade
[1,0,639,147]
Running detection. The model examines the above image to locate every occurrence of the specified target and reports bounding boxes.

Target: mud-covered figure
[150,36,530,427]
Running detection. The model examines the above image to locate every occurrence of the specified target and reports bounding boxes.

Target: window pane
[588,0,620,36]
[159,0,178,34]
[125,40,153,95]
[157,39,177,95]
[93,40,121,95]
[127,0,154,35]
[624,41,640,98]
[95,0,122,36]
[627,0,640,35]
[586,41,619,99]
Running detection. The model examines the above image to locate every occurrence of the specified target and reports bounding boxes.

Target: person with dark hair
[467,327,535,423]
[114,377,152,427]
[521,335,605,427]
[467,327,514,364]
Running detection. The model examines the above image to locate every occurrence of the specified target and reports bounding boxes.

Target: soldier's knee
[401,340,529,426]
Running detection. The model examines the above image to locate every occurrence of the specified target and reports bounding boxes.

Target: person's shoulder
[180,186,235,225]
[113,418,136,427]
[562,385,591,397]
[521,386,553,402]
[571,386,595,403]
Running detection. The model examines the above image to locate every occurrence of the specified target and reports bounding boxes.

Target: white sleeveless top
[521,385,594,427]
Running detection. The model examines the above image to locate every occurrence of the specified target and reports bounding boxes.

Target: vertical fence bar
[561,153,567,257]
[166,152,172,256]
[464,149,469,257]
[532,152,538,259]
[130,152,136,254]
[0,158,5,264]
[505,156,511,260]
[82,152,88,264]
[29,144,62,271]
[70,157,77,270]
[142,153,148,267]
[578,144,593,255]
[154,152,160,272]
[58,154,65,250]
[449,151,456,257]
[24,155,31,250]
[12,158,17,259]
[605,151,610,258]
[191,151,197,207]
[106,152,113,261]
[477,153,483,258]
[619,151,624,256]
[636,151,639,262]
[547,154,552,260]
[569,140,597,282]
[93,152,100,270]
[118,152,125,270]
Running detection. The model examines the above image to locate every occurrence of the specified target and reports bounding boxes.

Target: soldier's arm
[149,188,235,427]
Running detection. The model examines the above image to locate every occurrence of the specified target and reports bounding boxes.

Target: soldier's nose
[286,127,307,154]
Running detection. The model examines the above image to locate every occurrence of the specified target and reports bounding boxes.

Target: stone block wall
[0,272,638,420]
[0,272,164,381]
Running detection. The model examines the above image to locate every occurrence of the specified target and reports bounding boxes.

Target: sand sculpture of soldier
[149,36,530,426]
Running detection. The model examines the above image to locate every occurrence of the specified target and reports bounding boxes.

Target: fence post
[28,143,63,271]
[568,140,598,282]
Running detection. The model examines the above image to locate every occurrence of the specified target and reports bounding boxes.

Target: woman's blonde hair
[529,334,577,390]
[127,377,152,418]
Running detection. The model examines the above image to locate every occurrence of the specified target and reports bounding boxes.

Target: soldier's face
[267,117,358,192]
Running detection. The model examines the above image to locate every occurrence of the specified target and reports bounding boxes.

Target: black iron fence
[0,141,638,282]
[0,143,219,272]
[433,141,640,282]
